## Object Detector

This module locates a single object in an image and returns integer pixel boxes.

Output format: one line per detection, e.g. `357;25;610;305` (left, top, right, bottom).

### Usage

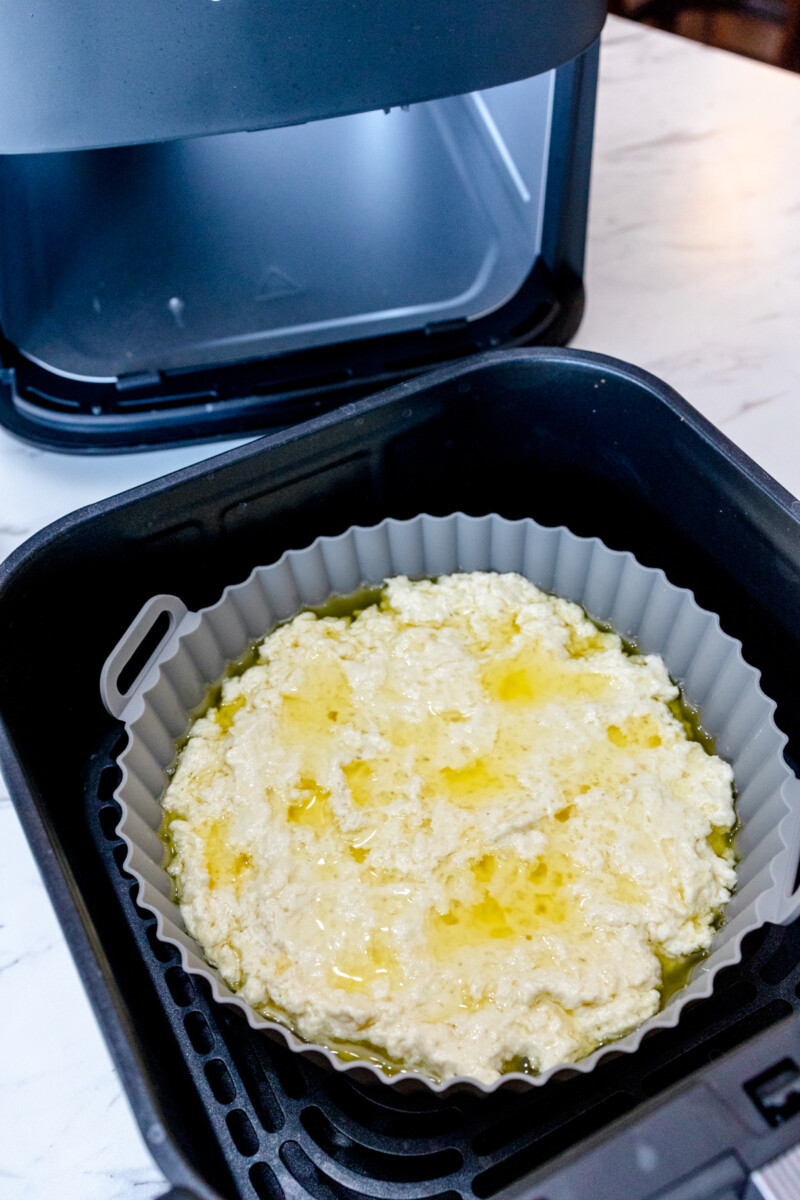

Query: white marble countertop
1;16;799;1199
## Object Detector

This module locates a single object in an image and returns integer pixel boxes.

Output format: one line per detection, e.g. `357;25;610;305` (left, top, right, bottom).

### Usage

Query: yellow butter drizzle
429;848;584;955
328;941;399;993
201;817;254;892
287;779;335;830
215;693;246;731
481;645;610;705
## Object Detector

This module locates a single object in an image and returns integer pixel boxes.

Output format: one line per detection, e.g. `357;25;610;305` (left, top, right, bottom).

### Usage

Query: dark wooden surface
608;0;800;69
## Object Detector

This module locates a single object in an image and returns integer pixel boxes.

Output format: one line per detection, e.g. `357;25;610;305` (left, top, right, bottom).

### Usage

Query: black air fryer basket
2;350;800;1200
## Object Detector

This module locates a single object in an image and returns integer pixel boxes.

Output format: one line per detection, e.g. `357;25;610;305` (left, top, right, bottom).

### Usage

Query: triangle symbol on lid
256;266;303;301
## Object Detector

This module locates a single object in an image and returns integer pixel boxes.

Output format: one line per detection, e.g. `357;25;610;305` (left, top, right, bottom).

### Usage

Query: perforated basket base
88;732;800;1200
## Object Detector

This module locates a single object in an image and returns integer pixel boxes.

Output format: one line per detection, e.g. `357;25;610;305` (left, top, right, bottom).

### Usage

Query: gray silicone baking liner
100;513;800;1095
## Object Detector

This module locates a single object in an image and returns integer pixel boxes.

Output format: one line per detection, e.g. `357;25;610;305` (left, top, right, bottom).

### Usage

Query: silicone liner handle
100;594;188;720
771;773;800;927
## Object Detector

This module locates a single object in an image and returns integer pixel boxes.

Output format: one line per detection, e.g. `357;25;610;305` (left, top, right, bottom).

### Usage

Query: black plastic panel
0;46;598;453
0;0;606;153
1;349;799;1199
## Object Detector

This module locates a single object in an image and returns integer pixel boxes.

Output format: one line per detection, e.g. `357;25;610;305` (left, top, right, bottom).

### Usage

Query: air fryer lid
0;0;606;154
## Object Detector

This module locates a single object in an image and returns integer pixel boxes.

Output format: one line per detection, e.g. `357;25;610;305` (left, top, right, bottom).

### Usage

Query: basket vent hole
761;923;800;986
300;1105;463;1182
146;924;178;964
112;843;131;876
226;1108;259;1157
264;1042;307;1101
110;730;129;758
250;1162;285;1200
280;1140;376;1200
99;803;122;841
98;765;122;802
185;1010;214;1055
322;1075;460;1138
165;966;195;1007
206;1058;237;1105
129;881;154;923
213;1007;285;1133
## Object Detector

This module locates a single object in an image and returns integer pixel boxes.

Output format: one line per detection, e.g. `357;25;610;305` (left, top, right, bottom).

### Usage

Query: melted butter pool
482;645;611;705
428;847;586;955
201;817;254;892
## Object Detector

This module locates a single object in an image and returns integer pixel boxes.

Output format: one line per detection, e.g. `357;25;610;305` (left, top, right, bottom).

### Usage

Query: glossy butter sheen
163;572;737;1083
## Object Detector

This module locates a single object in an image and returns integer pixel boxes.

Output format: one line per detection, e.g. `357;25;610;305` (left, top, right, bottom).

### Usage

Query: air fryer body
0;1;602;451
0;41;598;451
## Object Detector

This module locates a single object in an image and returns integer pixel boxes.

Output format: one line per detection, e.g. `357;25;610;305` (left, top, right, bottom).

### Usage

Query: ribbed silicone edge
105;513;800;1096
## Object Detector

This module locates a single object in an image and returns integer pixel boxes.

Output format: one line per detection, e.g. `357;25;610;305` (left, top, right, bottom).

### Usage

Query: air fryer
0;0;604;451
